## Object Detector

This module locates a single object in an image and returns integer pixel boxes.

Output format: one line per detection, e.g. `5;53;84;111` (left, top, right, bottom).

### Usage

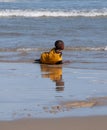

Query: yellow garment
40;48;62;64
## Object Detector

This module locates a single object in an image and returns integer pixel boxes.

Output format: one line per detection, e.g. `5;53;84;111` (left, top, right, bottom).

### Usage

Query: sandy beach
0;116;107;130
0;0;107;129
0;62;107;130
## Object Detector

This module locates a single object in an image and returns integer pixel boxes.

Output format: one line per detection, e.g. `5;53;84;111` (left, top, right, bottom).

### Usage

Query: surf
0;8;107;18
0;46;107;53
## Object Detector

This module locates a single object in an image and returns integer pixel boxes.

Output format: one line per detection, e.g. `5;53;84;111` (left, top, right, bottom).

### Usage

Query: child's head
55;40;64;50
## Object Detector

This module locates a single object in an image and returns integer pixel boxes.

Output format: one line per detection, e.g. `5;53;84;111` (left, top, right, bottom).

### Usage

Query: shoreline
0;116;107;130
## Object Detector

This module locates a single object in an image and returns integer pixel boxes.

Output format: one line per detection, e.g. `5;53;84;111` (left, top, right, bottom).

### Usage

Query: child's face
55;42;64;50
60;43;64;50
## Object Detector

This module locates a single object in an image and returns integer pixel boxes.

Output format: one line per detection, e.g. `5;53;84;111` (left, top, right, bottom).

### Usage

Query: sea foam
0;46;107;52
0;8;107;17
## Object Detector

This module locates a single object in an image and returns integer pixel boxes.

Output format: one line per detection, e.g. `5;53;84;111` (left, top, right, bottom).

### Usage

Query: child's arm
34;59;40;63
55;60;63;64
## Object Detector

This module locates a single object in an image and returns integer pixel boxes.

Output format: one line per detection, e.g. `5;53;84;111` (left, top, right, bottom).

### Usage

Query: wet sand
0;116;107;130
0;62;107;120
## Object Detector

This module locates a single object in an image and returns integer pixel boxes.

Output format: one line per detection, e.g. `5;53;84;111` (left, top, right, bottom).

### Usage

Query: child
35;40;64;64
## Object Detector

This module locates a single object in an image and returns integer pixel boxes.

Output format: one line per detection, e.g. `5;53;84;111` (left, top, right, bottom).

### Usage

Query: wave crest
0;46;107;52
0;8;107;17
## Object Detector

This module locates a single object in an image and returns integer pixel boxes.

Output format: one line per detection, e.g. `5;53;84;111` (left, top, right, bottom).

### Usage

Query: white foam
104;46;107;51
16;48;38;52
0;8;107;17
0;46;106;53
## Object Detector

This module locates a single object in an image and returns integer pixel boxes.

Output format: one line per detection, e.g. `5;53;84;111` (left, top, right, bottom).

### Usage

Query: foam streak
0;46;107;52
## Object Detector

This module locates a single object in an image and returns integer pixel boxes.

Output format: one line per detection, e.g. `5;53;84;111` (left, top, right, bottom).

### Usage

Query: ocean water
0;0;107;69
0;0;107;120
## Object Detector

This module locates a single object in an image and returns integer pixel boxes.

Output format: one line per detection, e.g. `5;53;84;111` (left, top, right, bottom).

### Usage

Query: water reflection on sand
40;64;64;92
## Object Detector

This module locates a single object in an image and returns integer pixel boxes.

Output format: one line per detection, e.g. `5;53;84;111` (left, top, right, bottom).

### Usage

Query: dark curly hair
54;40;64;50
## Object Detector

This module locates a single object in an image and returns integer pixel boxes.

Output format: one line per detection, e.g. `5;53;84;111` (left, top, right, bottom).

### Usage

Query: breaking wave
0;46;107;52
0;8;107;17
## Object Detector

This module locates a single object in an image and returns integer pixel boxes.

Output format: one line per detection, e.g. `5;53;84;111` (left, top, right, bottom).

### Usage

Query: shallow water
0;16;107;70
